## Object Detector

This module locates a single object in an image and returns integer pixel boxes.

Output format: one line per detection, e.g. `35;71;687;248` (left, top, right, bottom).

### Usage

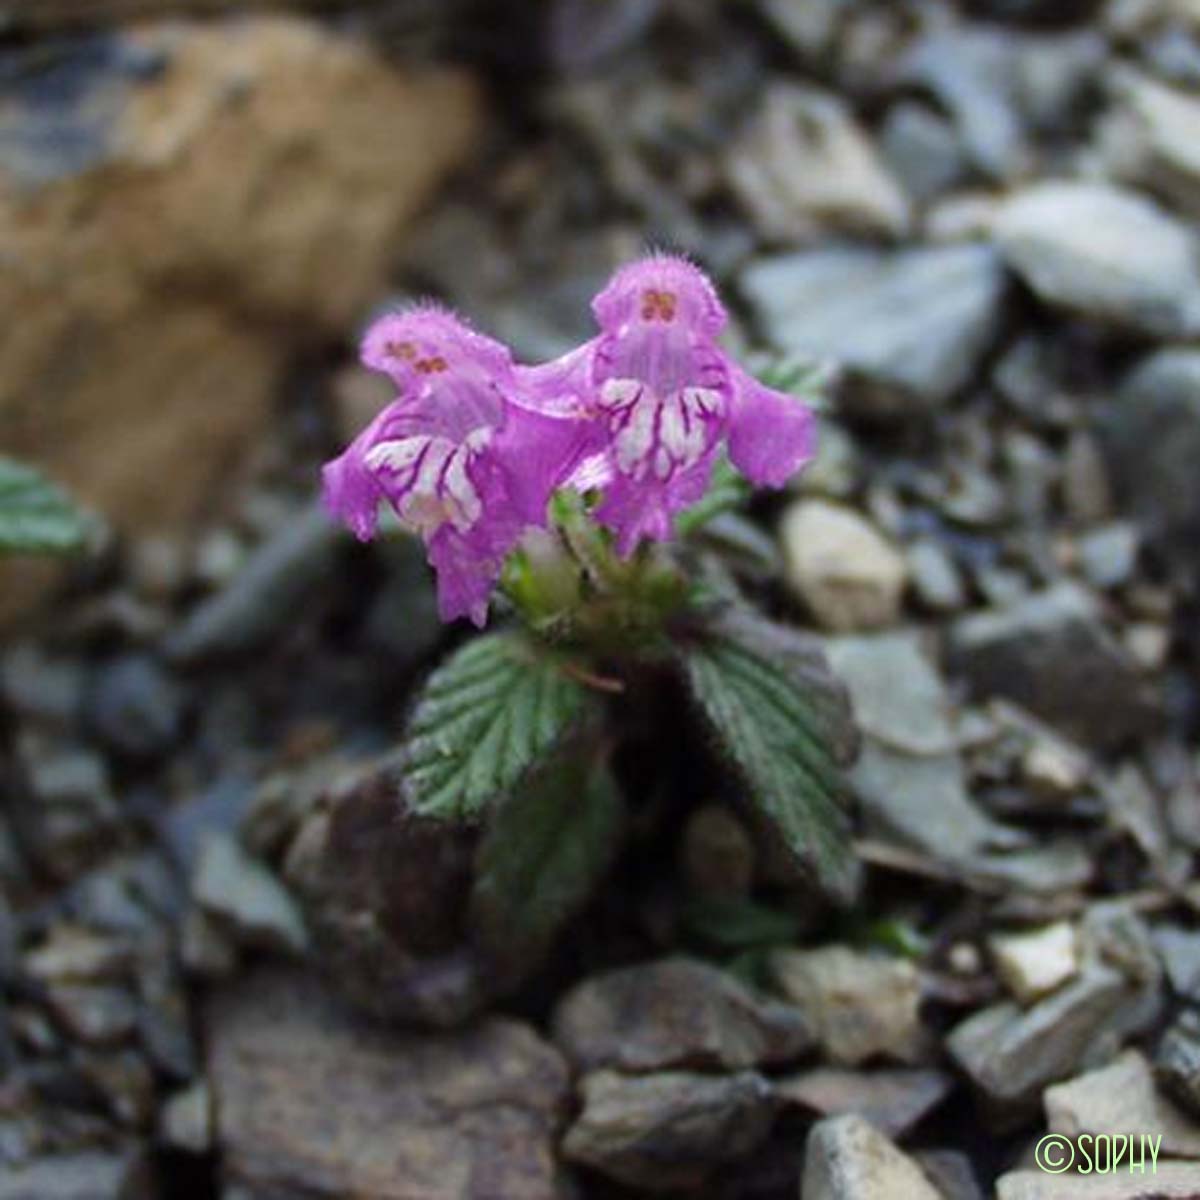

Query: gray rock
741;243;1007;414
1156;1009;1200;1118
755;0;842;58
726;84;910;242
192;832;307;957
1100;70;1200;219
914;1150;985;1200
86;654;185;758
897;26;1028;179
0;644;85;728
802;1113;942;1200
1046;1049;1200;1158
1077;522;1139;590
1153;926;1200;998
44;984;138;1047
561;1069;775;1191
769;947;924;1066
906;539;966;614
947;583;1160;750
996;1164;1200;1199
880;103;965;204
159;1080;211;1154
13;736;122;881
825;633;1017;865
208;970;570;1200
1101;347;1200;577
166;503;340;663
946;965;1133;1112
776;1067;952;1138
994;182;1200;338
0;1148;154;1200
780;501;907;632
552;958;811;1074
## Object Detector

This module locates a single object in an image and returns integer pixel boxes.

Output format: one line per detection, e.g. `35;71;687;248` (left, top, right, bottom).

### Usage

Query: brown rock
552;958;812;1074
0;17;478;616
207;969;571;1200
561;1068;775;1191
775;1067;953;1138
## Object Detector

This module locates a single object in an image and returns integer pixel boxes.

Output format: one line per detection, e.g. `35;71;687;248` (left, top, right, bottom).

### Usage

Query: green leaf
679;609;859;902
471;750;624;975
755;354;837;406
0;457;90;556
680;894;801;953
402;632;598;820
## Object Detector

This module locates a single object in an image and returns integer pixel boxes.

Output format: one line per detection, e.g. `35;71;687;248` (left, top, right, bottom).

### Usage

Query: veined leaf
471;750;624;976
0;457;90;556
402;631;597;820
679;611;859;902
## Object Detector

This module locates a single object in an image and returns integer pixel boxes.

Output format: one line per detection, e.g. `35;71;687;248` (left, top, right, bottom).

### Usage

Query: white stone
803;1114;942;1200
780;501;907;632
989;923;1080;1004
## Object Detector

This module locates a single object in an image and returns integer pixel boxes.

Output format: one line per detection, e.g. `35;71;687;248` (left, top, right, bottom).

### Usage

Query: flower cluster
323;254;816;625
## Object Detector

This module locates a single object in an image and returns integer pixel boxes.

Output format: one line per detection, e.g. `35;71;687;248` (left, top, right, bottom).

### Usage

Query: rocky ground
3;0;1200;1197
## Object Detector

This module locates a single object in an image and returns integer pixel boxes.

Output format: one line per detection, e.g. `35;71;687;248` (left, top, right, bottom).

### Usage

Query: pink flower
520;254;816;555
323;307;585;626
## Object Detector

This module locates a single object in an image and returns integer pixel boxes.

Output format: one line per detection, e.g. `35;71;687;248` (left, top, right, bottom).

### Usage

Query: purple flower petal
727;365;817;488
325;307;587;624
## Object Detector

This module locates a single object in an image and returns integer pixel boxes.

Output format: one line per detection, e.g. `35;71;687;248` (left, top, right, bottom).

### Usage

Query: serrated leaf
471;750;624;976
402;632;596;820
0;457;90;556
680;611;859;902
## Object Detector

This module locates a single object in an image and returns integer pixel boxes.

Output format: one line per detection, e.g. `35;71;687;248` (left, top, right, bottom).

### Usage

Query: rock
681;806;756;898
561;1069;774;1191
946;965;1133;1112
824;633;1015;865
1153;926;1200;998
1101;347;1200;576
769;948;923;1066
947;583;1160;750
914;1150;985;1200
43;984;138;1047
994;182;1200;338
897;25;1029;180
989;923;1080;1003
21;924;133;984
1100;70;1200;219
1046;1050;1200;1157
741;243;1007;414
726;84;909;241
1156;1009;1200;1118
1063;429;1115;525
906;539;966;613
552;958;811;1074
0;1148;154;1200
165;504;341;663
1076;523;1139;590
159;1080;211;1155
191;832;307;957
207;970;570;1200
995;1164;1200;1199
802;1114;941;1200
286;754;492;1027
776;1067;952;1138
85;654;185;758
12;737;123;881
880;103;966;205
0;18;478;623
0;645;86;728
780;501;907;632
755;0;843;58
